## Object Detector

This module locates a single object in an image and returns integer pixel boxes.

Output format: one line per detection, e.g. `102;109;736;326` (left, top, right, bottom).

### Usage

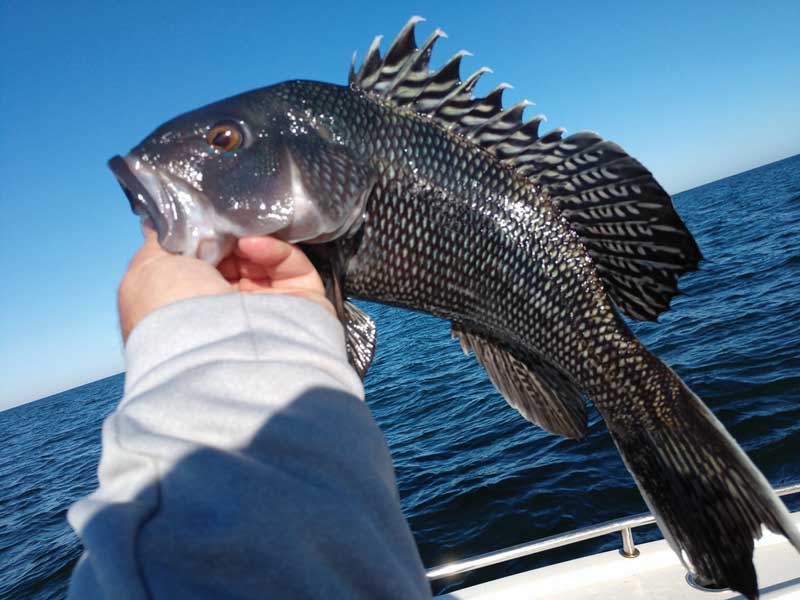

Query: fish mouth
108;155;170;238
108;155;234;264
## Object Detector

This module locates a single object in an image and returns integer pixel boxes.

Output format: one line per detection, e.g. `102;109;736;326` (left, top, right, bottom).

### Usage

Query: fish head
109;83;372;264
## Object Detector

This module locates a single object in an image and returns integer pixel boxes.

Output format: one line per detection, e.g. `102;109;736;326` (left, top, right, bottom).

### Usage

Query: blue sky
1;1;798;410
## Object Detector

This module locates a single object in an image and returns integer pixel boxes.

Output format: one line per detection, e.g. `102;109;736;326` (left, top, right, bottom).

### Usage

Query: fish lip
108;155;171;242
109;154;236;264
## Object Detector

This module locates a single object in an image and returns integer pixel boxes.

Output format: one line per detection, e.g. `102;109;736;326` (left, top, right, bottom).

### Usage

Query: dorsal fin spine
410;50;470;111
386;27;446;95
383;16;425;66
463;84;512;132
431;66;491;119
376;22;424;95
349;51;357;84
466;98;525;141
354;35;384;88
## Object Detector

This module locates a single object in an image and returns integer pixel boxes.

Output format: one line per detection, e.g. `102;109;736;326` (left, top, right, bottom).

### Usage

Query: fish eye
206;122;244;153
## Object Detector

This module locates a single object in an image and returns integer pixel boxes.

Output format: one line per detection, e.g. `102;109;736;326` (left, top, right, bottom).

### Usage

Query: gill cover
280;132;375;244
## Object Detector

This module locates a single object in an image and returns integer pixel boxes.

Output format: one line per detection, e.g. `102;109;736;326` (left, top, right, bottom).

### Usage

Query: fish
108;17;800;599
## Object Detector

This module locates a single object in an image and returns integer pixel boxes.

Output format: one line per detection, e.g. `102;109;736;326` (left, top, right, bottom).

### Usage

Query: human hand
118;228;334;342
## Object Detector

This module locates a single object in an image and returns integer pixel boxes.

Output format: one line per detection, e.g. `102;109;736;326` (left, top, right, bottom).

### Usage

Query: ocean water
2;155;799;598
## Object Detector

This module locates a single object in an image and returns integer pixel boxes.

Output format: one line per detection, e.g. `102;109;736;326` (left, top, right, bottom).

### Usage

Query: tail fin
600;364;800;600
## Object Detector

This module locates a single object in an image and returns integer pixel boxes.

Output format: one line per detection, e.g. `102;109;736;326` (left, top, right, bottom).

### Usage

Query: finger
235;236;289;264
238;236;326;297
235;278;334;315
128;227;169;270
238;260;270;280
218;254;272;282
141;220;156;237
237;237;316;281
217;255;240;281
237;277;272;293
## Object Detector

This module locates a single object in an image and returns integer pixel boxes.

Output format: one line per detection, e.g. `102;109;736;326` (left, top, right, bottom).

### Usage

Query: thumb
129;226;170;269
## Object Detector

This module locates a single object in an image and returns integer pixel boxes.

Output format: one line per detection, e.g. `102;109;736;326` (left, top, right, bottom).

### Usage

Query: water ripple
2;156;799;597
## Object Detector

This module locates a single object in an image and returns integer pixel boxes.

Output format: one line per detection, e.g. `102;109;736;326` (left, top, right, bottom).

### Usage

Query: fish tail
595;353;800;600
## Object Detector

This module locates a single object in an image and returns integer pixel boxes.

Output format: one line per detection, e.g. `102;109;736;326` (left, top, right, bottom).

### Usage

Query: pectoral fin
343;301;377;378
312;251;377;379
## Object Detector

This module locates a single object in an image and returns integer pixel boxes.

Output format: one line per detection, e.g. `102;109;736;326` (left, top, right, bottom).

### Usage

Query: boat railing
426;482;800;581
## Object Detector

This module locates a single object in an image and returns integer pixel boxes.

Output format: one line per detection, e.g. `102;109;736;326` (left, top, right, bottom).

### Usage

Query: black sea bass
109;18;800;598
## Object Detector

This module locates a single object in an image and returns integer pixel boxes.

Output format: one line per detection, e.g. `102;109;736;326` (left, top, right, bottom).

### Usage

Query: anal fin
452;324;587;439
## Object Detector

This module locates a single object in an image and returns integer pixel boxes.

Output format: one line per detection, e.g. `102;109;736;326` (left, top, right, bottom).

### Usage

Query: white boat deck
436;512;800;599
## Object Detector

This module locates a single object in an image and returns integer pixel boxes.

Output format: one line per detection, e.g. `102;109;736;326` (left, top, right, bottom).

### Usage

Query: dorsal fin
512;134;702;319
350;18;702;321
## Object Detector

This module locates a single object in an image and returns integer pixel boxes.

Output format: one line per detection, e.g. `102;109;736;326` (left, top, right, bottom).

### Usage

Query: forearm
68;294;429;599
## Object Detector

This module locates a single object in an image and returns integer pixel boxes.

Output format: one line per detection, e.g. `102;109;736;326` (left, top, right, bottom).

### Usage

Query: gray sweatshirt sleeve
67;293;431;600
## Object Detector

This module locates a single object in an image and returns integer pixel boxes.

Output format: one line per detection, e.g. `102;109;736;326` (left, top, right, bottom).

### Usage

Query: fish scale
108;18;800;599
269;84;798;599
325;95;606;409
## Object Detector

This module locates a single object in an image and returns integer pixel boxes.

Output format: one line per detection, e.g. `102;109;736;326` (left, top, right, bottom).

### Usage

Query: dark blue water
2;155;799;598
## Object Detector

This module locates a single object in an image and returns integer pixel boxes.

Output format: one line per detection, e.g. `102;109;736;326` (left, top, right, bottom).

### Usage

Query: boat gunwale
426;482;800;581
